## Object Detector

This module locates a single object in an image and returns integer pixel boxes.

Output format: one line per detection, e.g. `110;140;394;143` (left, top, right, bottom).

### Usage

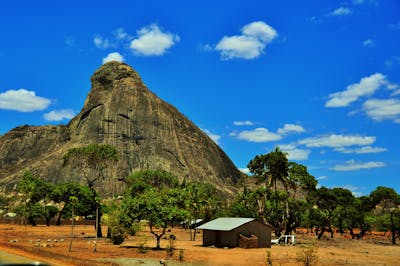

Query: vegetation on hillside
1;145;399;246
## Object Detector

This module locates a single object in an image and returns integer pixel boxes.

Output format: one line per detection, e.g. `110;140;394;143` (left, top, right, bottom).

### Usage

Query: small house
197;217;273;248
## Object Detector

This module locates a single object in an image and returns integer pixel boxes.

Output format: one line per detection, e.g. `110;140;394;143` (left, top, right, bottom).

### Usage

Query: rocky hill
0;62;241;196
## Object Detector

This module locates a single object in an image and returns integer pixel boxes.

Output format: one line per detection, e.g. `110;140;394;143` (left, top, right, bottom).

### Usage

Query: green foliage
247;147;289;191
105;208;127;245
52;182;95;221
288;162;317;192
63;144;119;168
63;144;118;237
16;171;55;226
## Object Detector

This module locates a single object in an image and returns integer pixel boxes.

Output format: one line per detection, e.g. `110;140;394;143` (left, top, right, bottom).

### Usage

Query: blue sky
0;0;399;196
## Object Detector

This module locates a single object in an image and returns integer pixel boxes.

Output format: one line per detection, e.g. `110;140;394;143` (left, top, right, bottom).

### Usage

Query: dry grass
0;223;399;266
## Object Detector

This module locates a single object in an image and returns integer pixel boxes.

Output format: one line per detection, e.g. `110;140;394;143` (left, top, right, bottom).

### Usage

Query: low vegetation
0;144;399;255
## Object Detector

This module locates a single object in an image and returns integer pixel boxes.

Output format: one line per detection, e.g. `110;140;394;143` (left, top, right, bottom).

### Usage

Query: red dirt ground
0;223;399;265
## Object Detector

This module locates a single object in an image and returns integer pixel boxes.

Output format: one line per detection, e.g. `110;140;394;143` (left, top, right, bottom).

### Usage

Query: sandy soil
0;223;399;266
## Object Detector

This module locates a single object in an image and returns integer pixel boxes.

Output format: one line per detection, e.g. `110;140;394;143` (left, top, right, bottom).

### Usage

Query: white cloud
343;185;363;197
215;21;277;60
239;168;250;174
334;146;387;154
279;144;310;160
298;134;375;148
331;160;386;171
330;7;353;16
317;176;328;180
234;127;282;142
129;24;180;56
202;129;221;144
0;89;51;112
325;73;393;107
102;52;125;64
233;121;254;126
277;124;306;135
94;35;112;49
363;39;375;47
43;109;75;121
363;98;400;122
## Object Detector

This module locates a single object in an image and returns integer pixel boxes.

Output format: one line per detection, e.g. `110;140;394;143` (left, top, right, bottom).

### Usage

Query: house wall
201;221;272;248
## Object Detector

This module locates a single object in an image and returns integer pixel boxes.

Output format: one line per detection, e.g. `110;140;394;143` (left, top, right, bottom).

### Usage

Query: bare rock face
0;62;241;195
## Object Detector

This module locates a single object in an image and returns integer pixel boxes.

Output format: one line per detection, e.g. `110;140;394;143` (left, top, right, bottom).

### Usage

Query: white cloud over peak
44;109;75;121
279;144;310;160
331;160;386;171
330;7;353;16
102;52;124;64
233;120;254;126
298;134;375;148
239;168;250;174
362;98;400;122
334;146;387;154
234;127;282;142
202;128;221;144
215;21;277;60
130;24;180;56
0;89;51;112
277;124;306;135
325;73;393;107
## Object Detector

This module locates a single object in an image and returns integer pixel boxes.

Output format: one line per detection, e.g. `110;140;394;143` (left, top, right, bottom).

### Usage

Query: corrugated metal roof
197;217;255;231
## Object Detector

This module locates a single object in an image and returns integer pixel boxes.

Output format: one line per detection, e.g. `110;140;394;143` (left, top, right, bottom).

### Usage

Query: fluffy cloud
44;109;75;121
0;89;51;112
130;24;180;56
279;144;310;160
325;73;392;107
215;21;277;60
331;160;386;171
330;7;353;16
362;98;400;122
102;52;124;64
277;124;306;135
202;129;221;144
362;39;375;47
234;127;282;142
334;146;387;154
298;134;375;148
233;120;254;126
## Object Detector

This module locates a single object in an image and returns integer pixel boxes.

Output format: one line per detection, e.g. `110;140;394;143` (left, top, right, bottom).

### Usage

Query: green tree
370;186;400;244
16;171;55;226
63;144;118;237
121;187;187;249
51;182;95;225
307;187;337;239
181;182;217;241
247;147;289;236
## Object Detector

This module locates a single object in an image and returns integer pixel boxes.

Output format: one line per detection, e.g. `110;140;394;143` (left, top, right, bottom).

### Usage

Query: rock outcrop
0;62;241;195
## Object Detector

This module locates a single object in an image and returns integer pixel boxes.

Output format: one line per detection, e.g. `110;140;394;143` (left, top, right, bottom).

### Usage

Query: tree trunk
390;212;396;245
68;206;74;252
